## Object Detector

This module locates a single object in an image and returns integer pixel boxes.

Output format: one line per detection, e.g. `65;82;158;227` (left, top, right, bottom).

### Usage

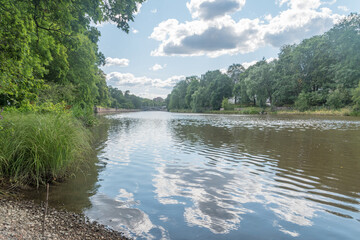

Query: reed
0;113;91;187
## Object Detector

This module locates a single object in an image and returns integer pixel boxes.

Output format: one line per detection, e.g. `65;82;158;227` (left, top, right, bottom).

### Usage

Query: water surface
31;112;360;239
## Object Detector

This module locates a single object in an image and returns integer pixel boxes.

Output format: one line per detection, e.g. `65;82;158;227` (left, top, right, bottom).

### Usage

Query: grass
271;107;353;116
169;107;264;114
169;106;360;117
0;112;91;187
206;107;263;115
169;109;193;113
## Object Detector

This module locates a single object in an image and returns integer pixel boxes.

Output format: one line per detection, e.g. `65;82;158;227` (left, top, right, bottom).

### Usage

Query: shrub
352;81;360;112
326;88;351;109
221;98;234;110
0;113;91;187
295;92;327;111
71;103;97;127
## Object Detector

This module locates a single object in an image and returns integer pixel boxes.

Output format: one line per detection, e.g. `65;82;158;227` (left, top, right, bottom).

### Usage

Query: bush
4;100;68;114
326;88;351;109
0;113;91;187
71;103;97;127
241;107;262;114
295;92;327;111
352;81;360;112
221;98;234;110
295;92;310;111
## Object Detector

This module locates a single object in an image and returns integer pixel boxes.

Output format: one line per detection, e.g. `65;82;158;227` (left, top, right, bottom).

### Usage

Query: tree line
166;13;360;113
0;0;163;114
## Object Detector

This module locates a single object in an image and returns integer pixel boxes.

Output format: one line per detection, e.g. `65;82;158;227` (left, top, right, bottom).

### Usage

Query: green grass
169;109;193;113
169;107;264;114
206;107;263;115
271;107;354;116
168;106;360;117
0;113;91;187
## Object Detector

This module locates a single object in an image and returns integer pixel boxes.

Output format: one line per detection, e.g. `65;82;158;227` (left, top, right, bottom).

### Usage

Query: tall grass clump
0;113;91;187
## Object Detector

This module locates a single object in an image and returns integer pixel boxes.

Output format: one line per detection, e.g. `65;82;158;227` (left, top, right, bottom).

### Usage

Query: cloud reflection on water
92;113;360;239
153;158;319;235
86;190;168;240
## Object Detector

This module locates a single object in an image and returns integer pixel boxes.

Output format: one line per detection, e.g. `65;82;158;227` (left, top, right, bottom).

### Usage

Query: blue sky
98;0;360;99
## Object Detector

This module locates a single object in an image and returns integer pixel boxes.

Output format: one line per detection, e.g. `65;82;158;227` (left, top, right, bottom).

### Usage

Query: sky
98;0;360;99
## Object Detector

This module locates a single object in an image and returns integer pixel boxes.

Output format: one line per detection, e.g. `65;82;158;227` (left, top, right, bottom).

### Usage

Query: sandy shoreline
0;196;130;240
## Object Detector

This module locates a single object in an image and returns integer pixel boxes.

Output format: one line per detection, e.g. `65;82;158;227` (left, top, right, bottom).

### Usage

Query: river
27;111;360;239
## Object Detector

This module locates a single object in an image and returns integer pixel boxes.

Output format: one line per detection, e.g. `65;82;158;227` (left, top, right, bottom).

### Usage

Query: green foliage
207;107;262;115
4;101;68;114
167;71;233;112
191;87;207;112
240;107;262;114
185;76;200;108
352;81;360;112
0;0;143;114
107;87;159;110
245;59;276;107
0;113;91;187
295;92;311;111
221;98;234;110
326;88;352;109
38;83;76;105
273;44;302;105
71;103;97;127
295;92;327;111
0;0;151;188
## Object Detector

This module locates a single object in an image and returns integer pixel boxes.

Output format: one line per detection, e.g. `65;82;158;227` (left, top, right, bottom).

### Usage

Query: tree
191;87;207;112
201;70;233;110
168;80;189;110
272;44;300;106
0;0;144;110
227;64;245;104
245;59;276;107
185;76;200;108
326;13;360;90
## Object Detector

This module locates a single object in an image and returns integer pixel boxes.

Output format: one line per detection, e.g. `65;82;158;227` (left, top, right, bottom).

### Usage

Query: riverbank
94;107;139;114
171;107;360;117
271;108;359;116
0;194;129;240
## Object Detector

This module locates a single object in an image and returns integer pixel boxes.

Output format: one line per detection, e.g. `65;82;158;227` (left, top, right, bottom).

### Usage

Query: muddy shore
0;195;130;240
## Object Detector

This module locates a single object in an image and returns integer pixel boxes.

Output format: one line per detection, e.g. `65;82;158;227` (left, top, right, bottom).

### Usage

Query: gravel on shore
0;196;130;240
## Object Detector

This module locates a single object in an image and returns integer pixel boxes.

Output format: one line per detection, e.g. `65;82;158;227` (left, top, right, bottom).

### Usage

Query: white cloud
134;2;142;15
107;72;185;89
324;0;336;5
105;57;130;67
277;0;322;9
150;0;342;57
155;75;185;88
262;6;340;47
150;16;262;57
151;9;158;14
107;72;152;87
187;0;246;20
338;6;349;12
132;28;139;34
106;73;186;98
220;68;227;74
266;57;277;63
241;57;276;69
150;64;166;71
242;60;257;69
